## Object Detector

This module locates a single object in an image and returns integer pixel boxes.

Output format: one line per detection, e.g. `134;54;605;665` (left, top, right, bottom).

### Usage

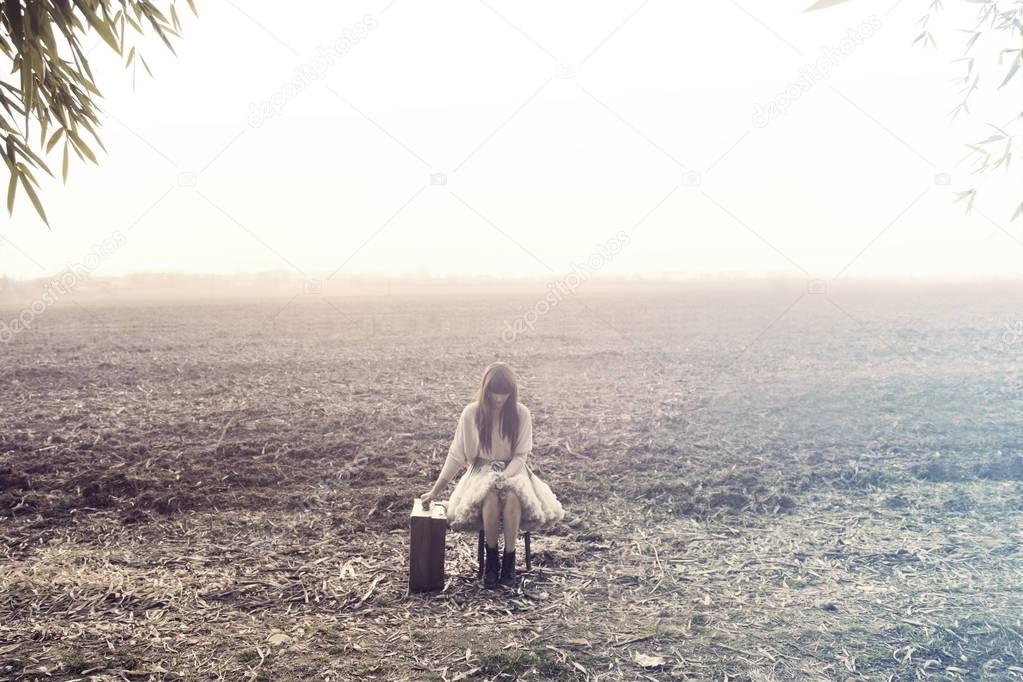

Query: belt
471;459;533;479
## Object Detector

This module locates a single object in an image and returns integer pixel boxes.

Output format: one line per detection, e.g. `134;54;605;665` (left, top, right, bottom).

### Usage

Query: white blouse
436;401;533;488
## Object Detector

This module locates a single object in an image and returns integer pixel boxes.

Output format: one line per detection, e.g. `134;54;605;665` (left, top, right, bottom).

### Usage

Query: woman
421;362;565;588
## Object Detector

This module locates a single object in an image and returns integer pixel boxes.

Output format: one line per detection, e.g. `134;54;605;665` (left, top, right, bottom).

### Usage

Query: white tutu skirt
445;459;565;533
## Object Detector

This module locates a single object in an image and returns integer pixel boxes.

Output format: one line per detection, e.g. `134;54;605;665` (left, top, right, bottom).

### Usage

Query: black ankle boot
483;543;500;588
500;549;516;584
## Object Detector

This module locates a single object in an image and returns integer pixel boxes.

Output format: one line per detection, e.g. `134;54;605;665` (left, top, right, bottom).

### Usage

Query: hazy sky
1;0;1020;281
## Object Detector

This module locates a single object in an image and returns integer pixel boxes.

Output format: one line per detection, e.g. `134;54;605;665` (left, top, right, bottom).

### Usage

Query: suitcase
408;497;448;593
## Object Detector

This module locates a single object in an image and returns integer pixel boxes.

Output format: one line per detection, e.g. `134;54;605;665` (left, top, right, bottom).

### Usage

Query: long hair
472;362;521;456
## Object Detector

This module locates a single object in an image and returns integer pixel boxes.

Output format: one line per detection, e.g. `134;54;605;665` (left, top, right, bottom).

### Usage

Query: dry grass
2;283;1023;680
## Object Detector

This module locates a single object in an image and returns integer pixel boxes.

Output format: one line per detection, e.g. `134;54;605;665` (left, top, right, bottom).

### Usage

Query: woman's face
487;391;510;409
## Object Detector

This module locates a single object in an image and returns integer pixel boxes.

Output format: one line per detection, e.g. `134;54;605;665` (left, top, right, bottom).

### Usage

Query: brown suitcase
408;497;448;593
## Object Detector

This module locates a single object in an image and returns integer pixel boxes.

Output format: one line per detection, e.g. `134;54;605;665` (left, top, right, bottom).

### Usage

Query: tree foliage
807;0;1023;221
0;0;195;227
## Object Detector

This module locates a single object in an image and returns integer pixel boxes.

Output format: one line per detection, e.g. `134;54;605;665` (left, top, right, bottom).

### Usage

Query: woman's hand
504;456;524;478
420;491;436;507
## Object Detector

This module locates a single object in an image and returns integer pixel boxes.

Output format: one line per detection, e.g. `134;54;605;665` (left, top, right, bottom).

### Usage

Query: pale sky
1;0;1020;281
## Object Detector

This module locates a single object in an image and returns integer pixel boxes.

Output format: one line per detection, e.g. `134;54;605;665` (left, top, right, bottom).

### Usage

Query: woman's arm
432;450;463;493
429;407;469;495
503;404;533;477
503;450;528;477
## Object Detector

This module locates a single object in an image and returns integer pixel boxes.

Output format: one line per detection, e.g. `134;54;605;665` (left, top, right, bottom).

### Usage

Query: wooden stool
477;529;531;577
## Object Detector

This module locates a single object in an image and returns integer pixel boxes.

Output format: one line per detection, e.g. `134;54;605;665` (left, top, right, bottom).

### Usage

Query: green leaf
963;31;981;54
953;189;976;216
67;128;97;164
80;2;121;55
77;117;107;154
16;162;38;186
18;169;50;227
62;141;69;183
125;14;143;33
7;169;17;214
998;56;1021;89
94;17;121;54
80;75;103;98
2;140;16;175
46;128;64;153
10;137;54;178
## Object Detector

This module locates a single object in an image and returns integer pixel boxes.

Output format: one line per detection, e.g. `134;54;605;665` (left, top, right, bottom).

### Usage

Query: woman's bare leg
502;491;521;551
482;489;500;547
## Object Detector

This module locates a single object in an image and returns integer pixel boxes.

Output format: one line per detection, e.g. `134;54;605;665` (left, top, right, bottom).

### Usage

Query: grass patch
236;648;268;664
476;648;578;679
797;467;902;492
58;651;143;674
976;454;1023;481
912;461;971;482
810;617;1023;677
942;490;976;513
884;493;911;509
635;619;690;640
61;650;90;674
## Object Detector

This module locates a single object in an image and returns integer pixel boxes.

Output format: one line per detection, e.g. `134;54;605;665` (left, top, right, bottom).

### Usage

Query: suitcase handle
420;497;448;513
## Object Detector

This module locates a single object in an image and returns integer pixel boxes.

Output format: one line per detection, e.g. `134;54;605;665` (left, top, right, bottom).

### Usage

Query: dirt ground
2;280;1023;681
